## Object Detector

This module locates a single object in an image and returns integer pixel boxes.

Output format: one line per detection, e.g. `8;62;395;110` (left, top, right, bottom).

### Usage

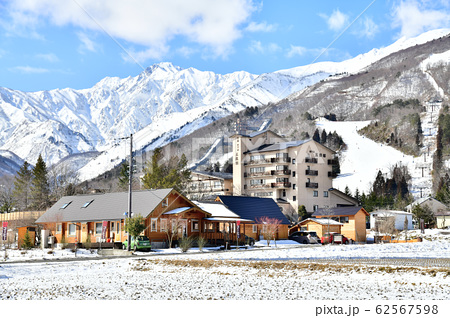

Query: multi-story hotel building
231;129;355;214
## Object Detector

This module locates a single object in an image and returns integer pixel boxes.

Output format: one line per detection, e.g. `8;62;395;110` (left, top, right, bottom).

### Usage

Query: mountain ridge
1;28;450;182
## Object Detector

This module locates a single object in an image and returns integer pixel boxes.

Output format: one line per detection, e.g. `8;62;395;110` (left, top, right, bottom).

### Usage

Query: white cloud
77;32;99;53
5;0;255;61
355;17;379;39
321;9;349;32
286;45;307;58
245;21;277;32
392;0;450;38
11;66;49;74
249;40;281;54
36;53;59;62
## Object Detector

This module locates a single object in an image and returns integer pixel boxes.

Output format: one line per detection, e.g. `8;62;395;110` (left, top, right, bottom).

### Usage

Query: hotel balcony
305;182;319;188
271;157;291;163
271;169;291;176
305;169;318;176
271;182;292;188
243;159;272;166
305;157;318;164
328;171;338;178
328;159;339;165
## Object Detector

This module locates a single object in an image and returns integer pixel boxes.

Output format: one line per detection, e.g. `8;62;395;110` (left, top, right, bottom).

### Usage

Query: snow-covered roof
370;210;412;216
299;218;344;226
405;197;444;209
193;201;239;218
163;207;192;215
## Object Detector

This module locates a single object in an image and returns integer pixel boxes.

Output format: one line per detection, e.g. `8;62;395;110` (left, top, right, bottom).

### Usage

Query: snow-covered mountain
1;28;449;181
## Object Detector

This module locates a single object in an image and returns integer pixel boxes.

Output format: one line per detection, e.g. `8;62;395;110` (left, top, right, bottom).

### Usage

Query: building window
116;222;120;234
160;219;168;232
313;205;319;212
151;218;158;232
95;223;102;235
282;190;286;197
250;167;265;173
293;184;296;190
323;191;329;197
205;222;214;232
250;179;265;185
313;191;318;197
81;200;94;208
56;223;62;233
68;223;76;236
60;202;72;209
191;219;199;232
293;196;297;201
292;158;296;164
292;171;296;177
252;225;257;233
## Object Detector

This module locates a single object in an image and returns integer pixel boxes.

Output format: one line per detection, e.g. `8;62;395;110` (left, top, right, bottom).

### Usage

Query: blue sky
0;0;450;92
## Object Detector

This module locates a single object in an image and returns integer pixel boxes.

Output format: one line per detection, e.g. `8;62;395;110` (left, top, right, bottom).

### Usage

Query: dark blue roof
217;196;290;224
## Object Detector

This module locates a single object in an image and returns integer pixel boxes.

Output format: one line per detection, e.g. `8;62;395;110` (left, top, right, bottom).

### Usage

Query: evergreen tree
21;230;33;249
118;162;130;190
321;129;327;144
344;185;352;197
297;205;309;221
312;129;321;143
30;154;50;210
141;148;191;191
13;161;33;211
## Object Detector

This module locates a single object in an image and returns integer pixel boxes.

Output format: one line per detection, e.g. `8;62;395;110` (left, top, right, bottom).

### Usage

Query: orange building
36;188;254;248
312;206;369;242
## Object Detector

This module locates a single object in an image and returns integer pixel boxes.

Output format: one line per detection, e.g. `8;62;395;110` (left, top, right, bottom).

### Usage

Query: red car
321;232;349;244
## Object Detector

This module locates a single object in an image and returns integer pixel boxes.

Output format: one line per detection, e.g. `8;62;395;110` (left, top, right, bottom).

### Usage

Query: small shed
290;218;343;238
313;206;369;242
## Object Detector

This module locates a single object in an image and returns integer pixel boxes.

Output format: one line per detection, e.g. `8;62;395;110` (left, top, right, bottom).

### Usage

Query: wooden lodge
36;188;256;248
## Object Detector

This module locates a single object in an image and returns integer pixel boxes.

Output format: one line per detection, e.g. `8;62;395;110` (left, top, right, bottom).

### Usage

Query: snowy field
1;230;449;311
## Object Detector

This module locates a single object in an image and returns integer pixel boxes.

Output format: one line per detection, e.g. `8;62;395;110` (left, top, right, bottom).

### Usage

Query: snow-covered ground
317;119;416;195
317;108;440;200
1;230;449;305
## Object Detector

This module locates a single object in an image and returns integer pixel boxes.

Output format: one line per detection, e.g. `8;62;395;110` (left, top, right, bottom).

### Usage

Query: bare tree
160;214;185;248
256;216;282;247
48;163;79;201
374;211;396;239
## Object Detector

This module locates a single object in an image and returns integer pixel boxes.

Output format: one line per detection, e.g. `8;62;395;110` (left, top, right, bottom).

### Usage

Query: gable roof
405;197;446;210
313;206;368;217
36;188;175;223
216;196;290;224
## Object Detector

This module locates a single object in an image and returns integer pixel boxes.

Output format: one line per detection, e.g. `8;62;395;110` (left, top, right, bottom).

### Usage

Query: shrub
179;236;194;253
196;236;207;251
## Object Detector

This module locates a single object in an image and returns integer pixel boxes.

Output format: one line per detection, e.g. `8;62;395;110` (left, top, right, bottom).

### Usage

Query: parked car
321;232;349;245
288;231;321;244
236;235;255;246
122;236;151;251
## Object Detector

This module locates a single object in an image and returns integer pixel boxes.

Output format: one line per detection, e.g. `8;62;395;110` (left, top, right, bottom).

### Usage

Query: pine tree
312;129;321;143
22;230;33;249
30;154;50;210
118;162;130;190
141;148;191;191
13;161;33;211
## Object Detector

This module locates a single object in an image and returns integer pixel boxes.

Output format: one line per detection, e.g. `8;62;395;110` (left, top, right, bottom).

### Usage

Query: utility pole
127;133;133;251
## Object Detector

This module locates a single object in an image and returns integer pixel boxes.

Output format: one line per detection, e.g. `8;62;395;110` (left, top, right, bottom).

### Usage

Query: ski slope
316;120;416;195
